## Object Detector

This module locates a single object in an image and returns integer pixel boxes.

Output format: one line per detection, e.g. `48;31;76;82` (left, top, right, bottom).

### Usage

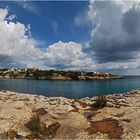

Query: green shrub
25;114;43;134
92;96;107;108
25;114;60;138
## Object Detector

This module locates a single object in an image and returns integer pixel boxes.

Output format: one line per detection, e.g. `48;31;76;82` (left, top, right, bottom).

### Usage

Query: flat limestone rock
0;89;139;139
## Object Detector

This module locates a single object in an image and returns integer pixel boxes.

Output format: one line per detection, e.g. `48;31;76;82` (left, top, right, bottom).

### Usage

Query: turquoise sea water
0;76;140;98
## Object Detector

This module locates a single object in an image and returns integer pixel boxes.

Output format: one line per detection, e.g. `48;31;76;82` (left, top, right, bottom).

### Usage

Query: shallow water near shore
0;76;140;98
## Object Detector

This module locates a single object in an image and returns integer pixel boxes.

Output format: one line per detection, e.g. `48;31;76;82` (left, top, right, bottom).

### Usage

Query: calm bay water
0;76;140;98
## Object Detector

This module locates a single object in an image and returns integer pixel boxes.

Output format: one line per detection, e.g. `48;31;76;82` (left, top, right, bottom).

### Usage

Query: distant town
0;68;123;80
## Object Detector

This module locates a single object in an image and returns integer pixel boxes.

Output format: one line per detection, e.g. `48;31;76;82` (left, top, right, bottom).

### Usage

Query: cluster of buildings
0;68;38;78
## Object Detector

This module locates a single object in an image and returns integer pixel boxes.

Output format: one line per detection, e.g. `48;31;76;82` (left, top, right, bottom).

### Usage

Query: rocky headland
0;68;123;80
0;89;139;139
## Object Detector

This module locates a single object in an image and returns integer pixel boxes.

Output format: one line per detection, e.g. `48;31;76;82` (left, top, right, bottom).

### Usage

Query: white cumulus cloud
0;8;96;71
42;41;96;70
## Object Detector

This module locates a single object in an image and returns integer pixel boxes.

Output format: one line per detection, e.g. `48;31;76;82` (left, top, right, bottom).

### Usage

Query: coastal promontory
0;68;123;80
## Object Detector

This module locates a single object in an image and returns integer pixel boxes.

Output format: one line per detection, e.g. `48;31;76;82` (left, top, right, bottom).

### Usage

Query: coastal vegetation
25;114;60;139
91;96;107;109
0;68;122;80
25;114;42;134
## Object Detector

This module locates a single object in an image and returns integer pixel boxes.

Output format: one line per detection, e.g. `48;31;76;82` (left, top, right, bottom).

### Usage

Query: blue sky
0;1;90;47
0;1;140;75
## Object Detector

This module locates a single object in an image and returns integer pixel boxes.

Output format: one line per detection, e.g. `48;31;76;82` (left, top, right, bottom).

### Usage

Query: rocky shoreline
0;89;139;139
0;69;123;80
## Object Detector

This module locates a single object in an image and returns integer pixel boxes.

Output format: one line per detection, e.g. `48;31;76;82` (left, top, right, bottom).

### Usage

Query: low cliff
0;69;123;80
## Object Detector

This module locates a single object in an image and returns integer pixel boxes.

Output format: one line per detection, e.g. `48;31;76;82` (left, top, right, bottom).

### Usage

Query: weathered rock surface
0;89;139;139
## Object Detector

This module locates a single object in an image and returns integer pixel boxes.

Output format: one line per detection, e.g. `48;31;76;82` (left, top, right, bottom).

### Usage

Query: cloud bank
1;0;140;74
0;8;96;71
87;0;140;70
